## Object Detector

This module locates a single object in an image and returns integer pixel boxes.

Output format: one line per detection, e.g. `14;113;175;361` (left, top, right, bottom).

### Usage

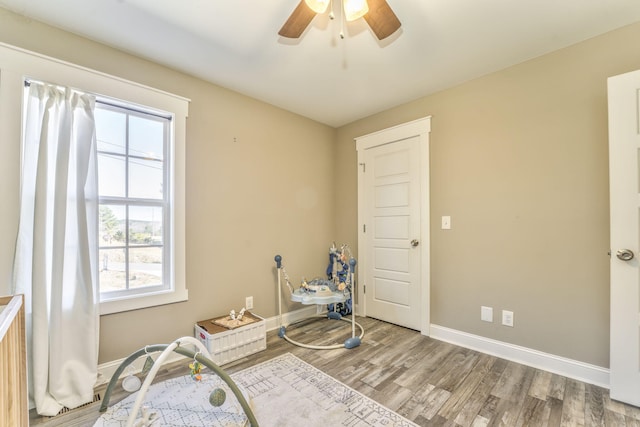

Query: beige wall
0;8;337;363
336;21;640;368
2;6;640;368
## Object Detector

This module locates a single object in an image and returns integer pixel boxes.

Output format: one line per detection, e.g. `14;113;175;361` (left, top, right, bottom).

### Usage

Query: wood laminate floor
29;317;640;426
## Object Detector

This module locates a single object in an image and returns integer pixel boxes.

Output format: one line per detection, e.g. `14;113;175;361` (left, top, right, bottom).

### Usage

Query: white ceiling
2;0;640;127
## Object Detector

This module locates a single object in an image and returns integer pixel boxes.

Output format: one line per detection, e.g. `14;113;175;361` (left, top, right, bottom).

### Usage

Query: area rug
95;352;417;426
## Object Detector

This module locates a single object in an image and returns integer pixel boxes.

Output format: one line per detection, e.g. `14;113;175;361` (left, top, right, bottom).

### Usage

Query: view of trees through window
96;102;169;295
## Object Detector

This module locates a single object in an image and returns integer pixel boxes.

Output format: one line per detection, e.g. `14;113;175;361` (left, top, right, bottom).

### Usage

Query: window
91;95;188;315
96;101;171;301
3;43;188;314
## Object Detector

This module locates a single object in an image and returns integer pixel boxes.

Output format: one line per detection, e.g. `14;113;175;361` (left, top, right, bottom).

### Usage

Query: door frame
355;116;431;336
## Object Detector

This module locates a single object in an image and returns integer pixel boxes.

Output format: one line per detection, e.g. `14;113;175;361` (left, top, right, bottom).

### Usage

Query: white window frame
96;100;173;304
1;42;189;315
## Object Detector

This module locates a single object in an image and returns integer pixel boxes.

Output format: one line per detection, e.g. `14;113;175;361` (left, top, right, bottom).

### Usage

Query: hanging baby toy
190;350;229;408
274;243;364;350
189;352;203;381
327;243;353;316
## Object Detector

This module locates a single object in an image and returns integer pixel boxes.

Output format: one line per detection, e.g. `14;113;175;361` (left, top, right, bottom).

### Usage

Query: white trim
0;41;190;315
97;313;610;393
99;288;189;315
96;348;185;387
0;42;189;104
430;324;610;389
96;306;319;386
355;116;431;335
265;305;318;331
355;117;432;151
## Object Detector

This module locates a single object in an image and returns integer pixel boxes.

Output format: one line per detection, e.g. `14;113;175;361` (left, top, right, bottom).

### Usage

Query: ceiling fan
278;0;401;41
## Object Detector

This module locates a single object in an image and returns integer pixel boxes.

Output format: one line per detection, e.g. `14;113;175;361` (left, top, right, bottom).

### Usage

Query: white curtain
13;82;100;416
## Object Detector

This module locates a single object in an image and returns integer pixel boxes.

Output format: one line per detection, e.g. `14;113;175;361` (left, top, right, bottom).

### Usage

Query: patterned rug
95;352;417;426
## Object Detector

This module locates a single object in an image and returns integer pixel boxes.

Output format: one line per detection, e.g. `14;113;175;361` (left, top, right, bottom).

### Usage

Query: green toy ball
209;387;226;407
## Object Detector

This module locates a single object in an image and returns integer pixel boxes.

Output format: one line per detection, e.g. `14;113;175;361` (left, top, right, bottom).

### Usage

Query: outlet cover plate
441;216;451;230
502;310;514;327
481;306;493;322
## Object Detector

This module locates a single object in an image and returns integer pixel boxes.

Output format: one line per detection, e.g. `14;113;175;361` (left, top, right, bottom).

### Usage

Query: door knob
616;249;635;261
411;239;419;247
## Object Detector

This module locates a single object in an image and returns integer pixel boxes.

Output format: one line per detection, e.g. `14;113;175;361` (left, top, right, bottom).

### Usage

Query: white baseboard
97;314;609;391
97;306;320;386
264;305;320;331
96;349;186;387
263;304;362;331
429;324;610;389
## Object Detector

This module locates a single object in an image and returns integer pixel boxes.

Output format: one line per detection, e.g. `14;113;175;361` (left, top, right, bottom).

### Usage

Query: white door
608;69;640;406
356;117;430;333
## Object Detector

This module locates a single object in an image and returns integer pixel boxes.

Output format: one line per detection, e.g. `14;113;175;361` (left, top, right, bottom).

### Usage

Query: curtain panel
13;82;100;416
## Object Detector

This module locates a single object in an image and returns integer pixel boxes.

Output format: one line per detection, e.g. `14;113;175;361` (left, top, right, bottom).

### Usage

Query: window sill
99;288;188;315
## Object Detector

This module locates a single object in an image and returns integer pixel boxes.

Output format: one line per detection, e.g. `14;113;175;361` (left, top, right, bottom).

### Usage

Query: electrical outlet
441;215;451;230
245;296;254;310
502;310;514;327
481;306;493;322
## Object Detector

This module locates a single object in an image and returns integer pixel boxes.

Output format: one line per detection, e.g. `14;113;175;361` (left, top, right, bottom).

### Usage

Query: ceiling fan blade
278;1;317;38
363;0;401;40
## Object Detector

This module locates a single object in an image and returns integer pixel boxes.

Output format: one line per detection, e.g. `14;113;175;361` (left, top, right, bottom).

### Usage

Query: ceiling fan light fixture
343;0;369;21
279;0;399;40
304;0;330;14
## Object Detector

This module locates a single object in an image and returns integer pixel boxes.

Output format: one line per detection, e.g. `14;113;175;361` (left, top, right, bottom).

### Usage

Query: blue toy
274;243;363;350
326;243;353;316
